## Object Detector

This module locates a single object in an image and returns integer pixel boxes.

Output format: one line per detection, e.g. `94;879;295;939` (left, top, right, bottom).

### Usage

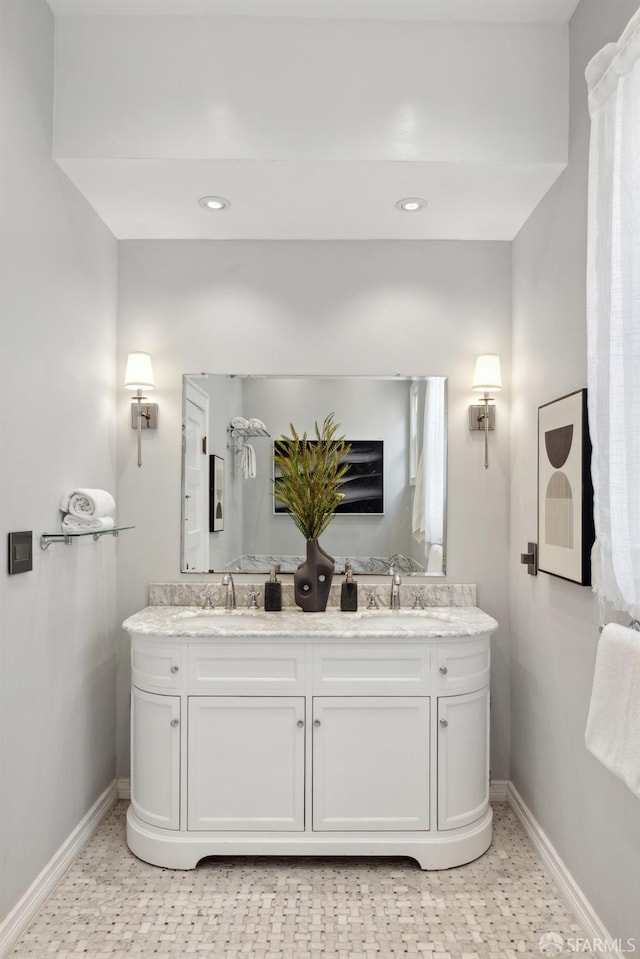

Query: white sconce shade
124;352;155;391
472;354;502;393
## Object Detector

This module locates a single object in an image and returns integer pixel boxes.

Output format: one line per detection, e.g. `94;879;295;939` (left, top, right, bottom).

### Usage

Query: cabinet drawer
187;643;306;694
435;637;490;692
312;644;430;695
131;638;182;691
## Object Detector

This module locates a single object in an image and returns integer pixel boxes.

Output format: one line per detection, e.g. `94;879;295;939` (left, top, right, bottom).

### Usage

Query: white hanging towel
585;623;640;798
59;488;116;519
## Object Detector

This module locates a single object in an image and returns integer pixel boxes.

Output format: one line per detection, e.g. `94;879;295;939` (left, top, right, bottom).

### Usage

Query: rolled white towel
59;489;116;519
248;418;266;431
230;416;249;429
61;515;115;532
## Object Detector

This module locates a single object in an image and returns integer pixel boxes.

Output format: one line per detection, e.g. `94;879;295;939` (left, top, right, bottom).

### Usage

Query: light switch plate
8;531;33;574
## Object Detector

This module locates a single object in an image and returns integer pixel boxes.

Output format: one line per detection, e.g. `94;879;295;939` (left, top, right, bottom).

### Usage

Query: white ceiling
47;0;579;22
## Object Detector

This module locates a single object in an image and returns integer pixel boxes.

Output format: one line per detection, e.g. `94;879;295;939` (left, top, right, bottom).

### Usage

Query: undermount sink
351;608;453;621
166;605;456;634
171;607;271;628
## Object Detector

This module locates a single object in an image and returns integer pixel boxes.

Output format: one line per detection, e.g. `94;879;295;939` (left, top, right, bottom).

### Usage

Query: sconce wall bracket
130;402;158;429
469;405;495;431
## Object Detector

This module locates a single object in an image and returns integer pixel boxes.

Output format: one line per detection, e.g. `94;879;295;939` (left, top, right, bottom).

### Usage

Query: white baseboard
0;780;118;959
117;777;131;800
489;779;508;802
507;782;621;958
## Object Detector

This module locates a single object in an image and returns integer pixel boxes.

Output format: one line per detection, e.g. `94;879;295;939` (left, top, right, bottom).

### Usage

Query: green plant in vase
273;413;350;611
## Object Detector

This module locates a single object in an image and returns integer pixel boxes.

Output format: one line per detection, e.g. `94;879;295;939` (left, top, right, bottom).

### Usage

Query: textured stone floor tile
10;803;583;959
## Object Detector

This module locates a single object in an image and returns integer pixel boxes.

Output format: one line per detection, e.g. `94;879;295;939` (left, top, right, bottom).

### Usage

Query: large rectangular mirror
181;375;447;576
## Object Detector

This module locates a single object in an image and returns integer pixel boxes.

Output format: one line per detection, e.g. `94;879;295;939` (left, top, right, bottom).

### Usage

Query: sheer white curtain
411;377;446;573
586;8;640;619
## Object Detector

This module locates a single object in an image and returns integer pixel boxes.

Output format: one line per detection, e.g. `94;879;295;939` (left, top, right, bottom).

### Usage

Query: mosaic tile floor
11;803;583;959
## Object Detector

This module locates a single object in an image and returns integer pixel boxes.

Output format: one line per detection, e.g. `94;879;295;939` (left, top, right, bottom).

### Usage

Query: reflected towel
60;488;116;519
248;418;267;431
585;623;640;798
61;515;115;532
412;450;425;541
427;544;443;573
241;443;256;479
230;416;249;429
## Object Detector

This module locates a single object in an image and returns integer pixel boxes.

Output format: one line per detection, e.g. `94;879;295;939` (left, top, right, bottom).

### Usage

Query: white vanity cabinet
130;687;181;830
312;696;431;831
125;610;496;871
187;695;306;831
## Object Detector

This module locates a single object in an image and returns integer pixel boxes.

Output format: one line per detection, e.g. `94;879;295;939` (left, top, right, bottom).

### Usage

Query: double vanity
124;588;497;872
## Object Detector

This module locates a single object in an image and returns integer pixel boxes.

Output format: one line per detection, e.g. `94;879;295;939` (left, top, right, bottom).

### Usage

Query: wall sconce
124;352;158;468
469;354;501;469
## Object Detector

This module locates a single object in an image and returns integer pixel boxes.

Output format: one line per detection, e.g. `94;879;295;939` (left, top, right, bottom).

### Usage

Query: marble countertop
123;605;497;640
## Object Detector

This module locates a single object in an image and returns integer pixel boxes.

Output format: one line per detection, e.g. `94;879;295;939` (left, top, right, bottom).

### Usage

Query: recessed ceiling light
396;197;426;213
199;196;230;211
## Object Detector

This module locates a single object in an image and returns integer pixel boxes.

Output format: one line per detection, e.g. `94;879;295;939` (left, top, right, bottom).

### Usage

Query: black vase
294;540;334;612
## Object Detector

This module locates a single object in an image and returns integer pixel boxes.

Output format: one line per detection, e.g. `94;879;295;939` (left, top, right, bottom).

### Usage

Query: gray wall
510;0;640;942
116;239;512;781
0;0;118;927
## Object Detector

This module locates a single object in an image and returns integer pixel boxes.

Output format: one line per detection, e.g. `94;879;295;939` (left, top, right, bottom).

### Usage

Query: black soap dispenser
340;560;358;612
264;565;282;612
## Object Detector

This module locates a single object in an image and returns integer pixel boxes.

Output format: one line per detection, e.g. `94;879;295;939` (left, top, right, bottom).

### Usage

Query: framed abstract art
538;389;595;585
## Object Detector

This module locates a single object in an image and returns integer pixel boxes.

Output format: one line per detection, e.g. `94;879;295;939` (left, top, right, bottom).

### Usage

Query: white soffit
46;0;579;21
56;158;565;241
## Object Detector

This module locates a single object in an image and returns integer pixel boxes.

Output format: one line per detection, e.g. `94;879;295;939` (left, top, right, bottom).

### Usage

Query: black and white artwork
209;455;225;532
274;440;384;515
538;390;594;585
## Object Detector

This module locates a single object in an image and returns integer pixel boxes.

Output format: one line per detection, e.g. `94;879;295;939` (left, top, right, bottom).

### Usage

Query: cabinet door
188;697;305;831
312;697;430;832
437;687;489;831
131;687;180;830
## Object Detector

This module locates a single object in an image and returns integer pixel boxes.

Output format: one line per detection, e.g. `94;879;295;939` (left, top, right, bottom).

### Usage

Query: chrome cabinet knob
170;718;179;728
439;666;448;675
170;665;179;674
439;719;448;728
313;719;321;727
296;720;304;728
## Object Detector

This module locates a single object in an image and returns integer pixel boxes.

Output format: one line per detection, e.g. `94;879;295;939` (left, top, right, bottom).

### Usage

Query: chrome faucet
201;589;215;610
390;572;402;609
221;573;236;610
